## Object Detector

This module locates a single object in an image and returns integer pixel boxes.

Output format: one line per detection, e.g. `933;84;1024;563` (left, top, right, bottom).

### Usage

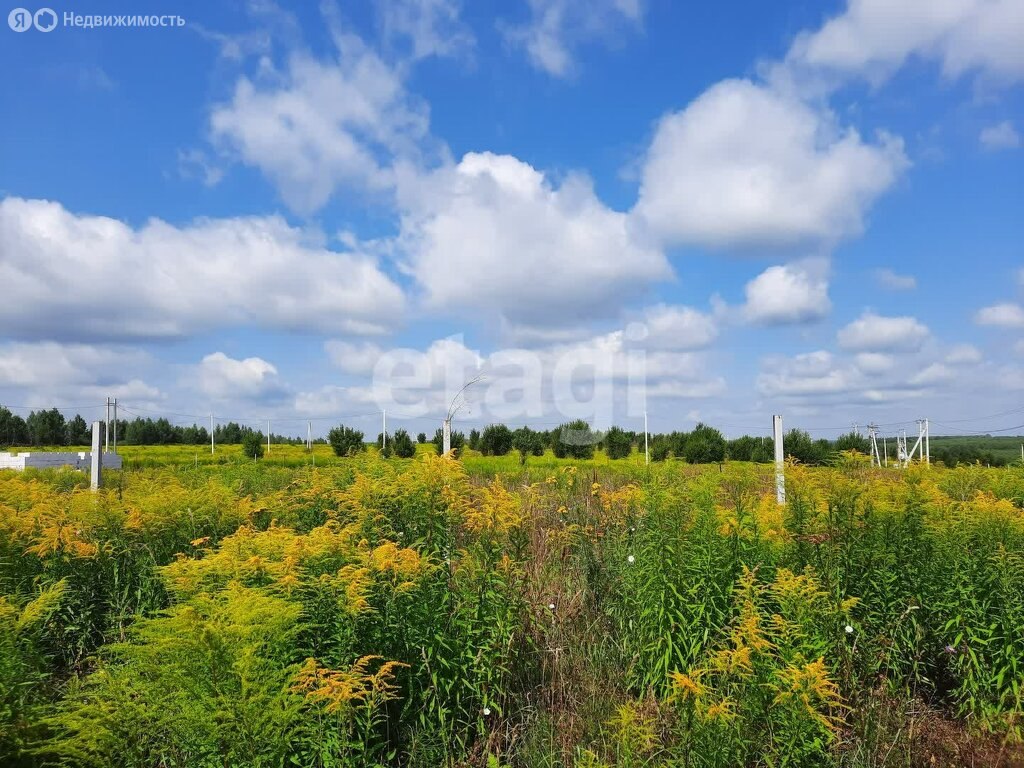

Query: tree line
0;408;317;449
5;406;1010;467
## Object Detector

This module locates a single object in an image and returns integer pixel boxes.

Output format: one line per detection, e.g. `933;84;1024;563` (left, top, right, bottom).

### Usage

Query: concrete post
773;415;785;505
90;421;102;491
442;418;451;456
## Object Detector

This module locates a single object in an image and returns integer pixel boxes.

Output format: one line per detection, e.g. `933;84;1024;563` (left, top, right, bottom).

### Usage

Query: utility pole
307;421;312;451
105;397;110;452
112;398;117;453
867;423;881;467
443;373;484;457
210;414;214;455
267;420;271;454
644;410;649;465
382;410;387;452
884;438;888;467
773;415;785;505
924;418;930;465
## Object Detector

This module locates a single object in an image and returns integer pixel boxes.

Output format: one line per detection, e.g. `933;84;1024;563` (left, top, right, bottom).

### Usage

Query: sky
1;0;1023;441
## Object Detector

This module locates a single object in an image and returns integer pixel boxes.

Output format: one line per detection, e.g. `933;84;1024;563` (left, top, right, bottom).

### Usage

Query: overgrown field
1;451;1023;767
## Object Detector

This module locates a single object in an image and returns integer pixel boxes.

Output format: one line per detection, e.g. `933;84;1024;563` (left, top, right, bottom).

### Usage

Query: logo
33;7;56;31
8;7;31;30
8;7;57;31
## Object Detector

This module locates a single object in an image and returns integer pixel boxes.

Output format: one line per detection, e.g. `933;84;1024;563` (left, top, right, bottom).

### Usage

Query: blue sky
1;0;1022;440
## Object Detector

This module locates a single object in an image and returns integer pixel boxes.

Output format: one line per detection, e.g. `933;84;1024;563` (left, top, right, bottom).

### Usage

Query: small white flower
844;624;854;634
547;602;555;610
627;555;635;564
483;707;491;716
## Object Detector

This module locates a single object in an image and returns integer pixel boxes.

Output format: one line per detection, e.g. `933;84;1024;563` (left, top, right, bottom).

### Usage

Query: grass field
1;448;1023;766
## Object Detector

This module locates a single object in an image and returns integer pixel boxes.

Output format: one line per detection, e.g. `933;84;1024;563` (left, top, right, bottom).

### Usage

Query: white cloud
210;34;431;214
874;267;917;290
980;121;1021;150
945;343;982;364
837;311;930;352
325;341;386;375
784;0;1024;86
397;152;671;325
197;352;285;400
975;302;1024;328
908;362;954;386
499;0;643;78
854;352;895;374
0;342;162;408
640;305;718;349
757;351;855;397
0;197;404;342
380;0;474;60
742;262;831;325
633;79;907;250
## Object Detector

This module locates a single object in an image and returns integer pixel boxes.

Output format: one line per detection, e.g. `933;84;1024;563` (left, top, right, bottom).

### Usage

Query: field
2;448;1023;767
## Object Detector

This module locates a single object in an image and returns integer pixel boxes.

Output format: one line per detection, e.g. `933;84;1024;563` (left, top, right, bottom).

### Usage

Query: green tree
391;429;416;458
552;420;596;459
512;427;544;465
26;409;66;446
416;432;427;444
834;431;870;454
604;426;632;460
468;428;481;451
328;425;365;457
0;407;29;447
684;423;727;464
479;424;514;456
241;431;264;460
432;427;465;458
65;414;90;446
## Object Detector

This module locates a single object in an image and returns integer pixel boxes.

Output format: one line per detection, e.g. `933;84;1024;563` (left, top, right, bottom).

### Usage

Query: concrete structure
0;451;122;472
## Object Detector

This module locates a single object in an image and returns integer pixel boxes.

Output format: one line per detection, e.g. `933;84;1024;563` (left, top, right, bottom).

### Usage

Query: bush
416;432;427;444
512;427;544;465
479;424;514;456
552;420;596;459
684;423;726;464
391;429;416;458
604;426;632;460
650;437;671;462
241;431;264;460
328;425;365;457
432;427;465;458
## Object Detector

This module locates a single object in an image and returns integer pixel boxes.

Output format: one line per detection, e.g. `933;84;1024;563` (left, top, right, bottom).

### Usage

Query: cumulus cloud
0;342;162;408
837;311;930;352
874;267;917;290
633;79;907;250
197;352;286;400
980;121;1021;150
783;0;1024;86
741;262;831;325
945;343;983;364
397;152;671;325
325;341;386;376
499;0;643;77
210;33;432;214
0;197;404;342
975;302;1024;328
639;305;718;350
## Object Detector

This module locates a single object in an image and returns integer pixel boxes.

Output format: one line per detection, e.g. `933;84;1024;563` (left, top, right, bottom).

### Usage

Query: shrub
552;420;596;459
683;423;726;464
432;427;465;458
604;426;632;460
241;431;264;460
479;424;514;456
328;425;365;457
391;429;416;458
